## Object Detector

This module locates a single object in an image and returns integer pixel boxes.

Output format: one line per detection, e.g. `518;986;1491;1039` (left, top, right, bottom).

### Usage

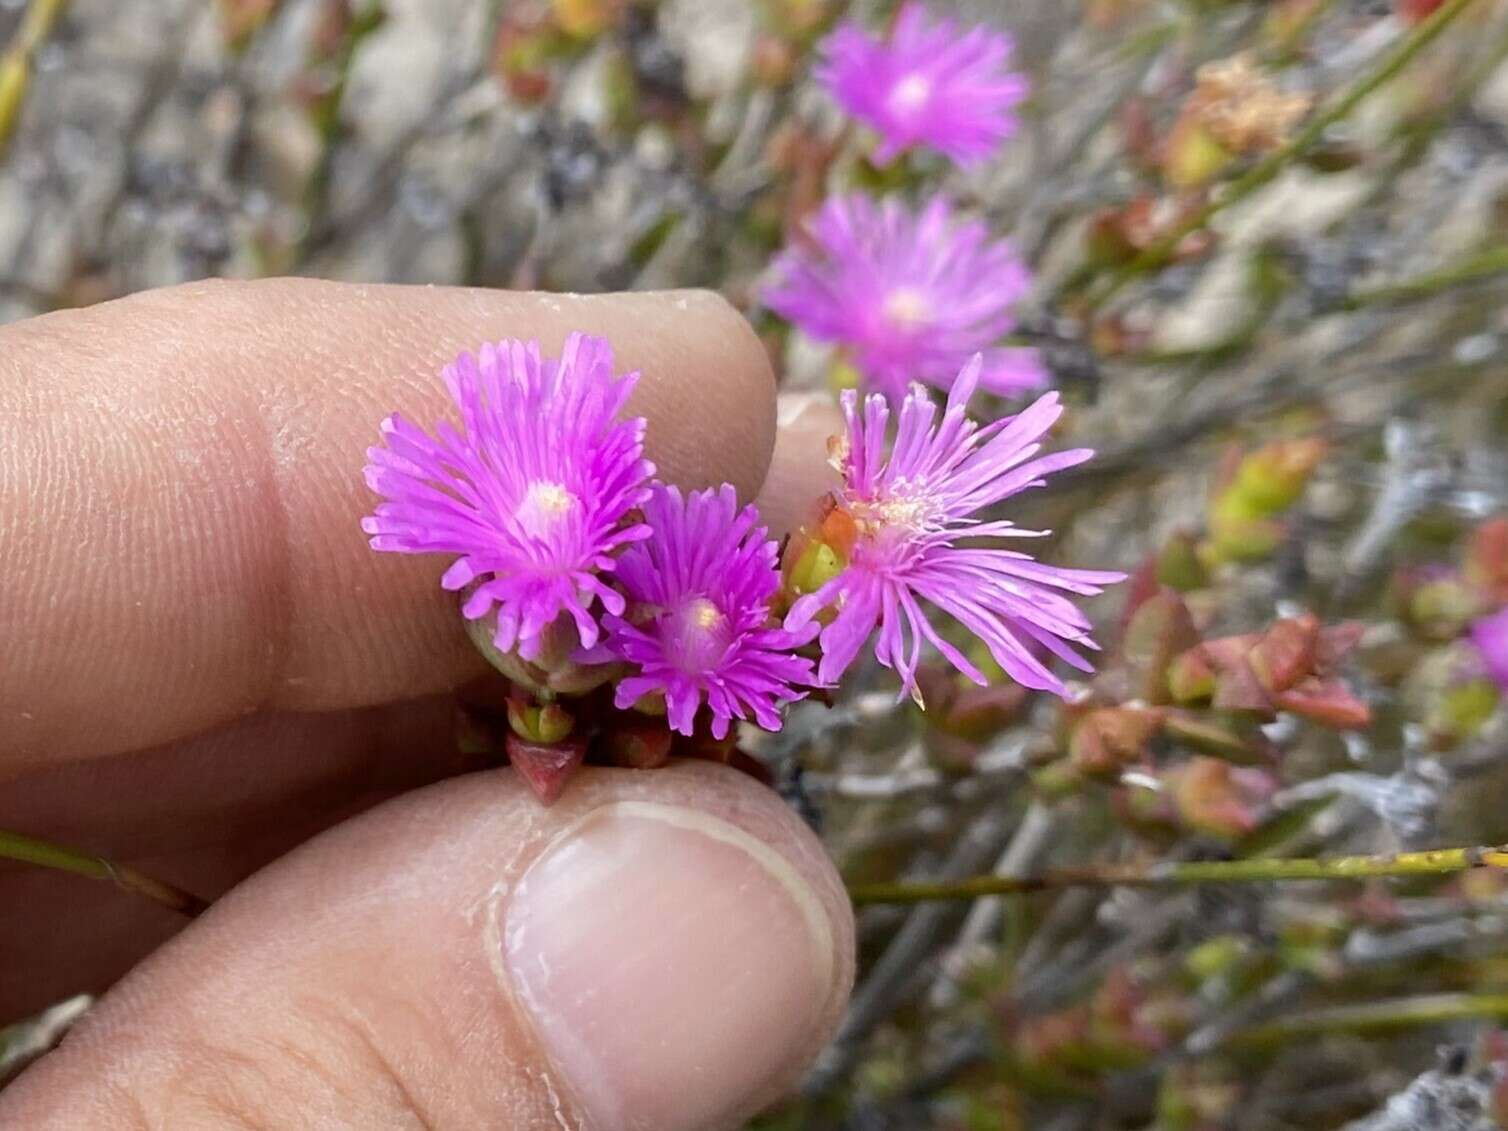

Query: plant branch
0;828;208;918
847;843;1508;905
1339;244;1508;309
0;0;71;155
1225;993;1508;1049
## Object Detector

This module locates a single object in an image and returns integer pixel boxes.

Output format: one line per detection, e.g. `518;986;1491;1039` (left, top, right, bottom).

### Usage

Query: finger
0;763;856;1131
0;697;481;1019
1;281;776;769
753;392;845;542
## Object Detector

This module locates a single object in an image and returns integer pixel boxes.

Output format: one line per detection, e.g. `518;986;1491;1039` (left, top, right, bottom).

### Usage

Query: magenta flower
763;194;1047;403
362;333;654;660
784;357;1124;701
605;483;816;738
1472;607;1508;691
817;1;1028;167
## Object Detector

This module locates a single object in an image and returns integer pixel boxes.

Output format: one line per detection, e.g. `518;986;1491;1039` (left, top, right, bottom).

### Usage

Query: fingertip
755;392;845;542
623;288;778;503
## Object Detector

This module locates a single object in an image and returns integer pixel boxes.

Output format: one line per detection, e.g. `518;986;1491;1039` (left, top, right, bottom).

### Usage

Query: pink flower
817;1;1029;167
785;357;1124;700
763;194;1047;402
362;333;653;661
1472;606;1508;691
606;484;816;738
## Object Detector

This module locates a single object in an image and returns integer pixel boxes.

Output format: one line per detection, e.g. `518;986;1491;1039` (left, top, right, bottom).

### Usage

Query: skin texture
0;280;854;1129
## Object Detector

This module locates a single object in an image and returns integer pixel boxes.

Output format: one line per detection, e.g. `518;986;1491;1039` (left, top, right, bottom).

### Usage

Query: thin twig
0;0;71;155
0;828;208;917
1340;244;1508;309
1226;993;1508;1048
848;842;1508;905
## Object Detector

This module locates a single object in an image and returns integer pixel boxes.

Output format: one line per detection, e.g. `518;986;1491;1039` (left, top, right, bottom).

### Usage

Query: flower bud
1184;934;1251;982
1231;437;1325;514
1167;649;1217;703
552;0;621;38
785;534;846;597
603;720;675;769
1156;531;1209;592
506;699;576;745
1391;566;1480;641
1206;495;1285;563
465;609;620;696
1170;758;1276;841
1069;706;1164;779
1163;117;1234;190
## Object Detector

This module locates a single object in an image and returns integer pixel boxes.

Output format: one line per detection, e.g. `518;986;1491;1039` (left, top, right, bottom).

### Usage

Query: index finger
0;280;777;770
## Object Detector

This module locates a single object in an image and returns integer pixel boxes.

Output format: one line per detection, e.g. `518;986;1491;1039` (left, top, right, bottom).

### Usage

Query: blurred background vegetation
5;0;1508;1128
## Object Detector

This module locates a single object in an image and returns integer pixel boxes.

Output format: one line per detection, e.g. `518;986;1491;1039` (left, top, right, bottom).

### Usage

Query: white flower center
889;73;932;113
883;287;932;330
665;596;732;673
516;480;578;539
850;496;933;535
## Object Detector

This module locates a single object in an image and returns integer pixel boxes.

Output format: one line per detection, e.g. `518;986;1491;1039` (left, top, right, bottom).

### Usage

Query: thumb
0;762;855;1131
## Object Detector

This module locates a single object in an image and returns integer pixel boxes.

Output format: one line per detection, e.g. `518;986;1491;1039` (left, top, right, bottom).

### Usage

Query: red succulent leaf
604;721;674;770
1272;677;1371;729
505;733;587;805
1070;706;1167;778
1211;658;1275;713
1315;621;1365;666
1467;516;1508;603
1247;614;1319;693
1122;589;1202;703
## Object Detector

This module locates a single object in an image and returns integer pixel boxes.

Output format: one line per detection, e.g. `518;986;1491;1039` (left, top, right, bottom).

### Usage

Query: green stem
847;843;1508;905
1227;993;1508;1049
0;0;70;154
1339;243;1508;308
0;829;208;917
1085;0;1481;311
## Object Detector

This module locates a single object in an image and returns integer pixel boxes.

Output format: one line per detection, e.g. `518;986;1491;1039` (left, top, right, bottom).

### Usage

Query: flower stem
0;0;71;155
1339;243;1508;309
1084;0;1481;311
847;843;1508;905
1226;993;1508;1049
0;828;208;918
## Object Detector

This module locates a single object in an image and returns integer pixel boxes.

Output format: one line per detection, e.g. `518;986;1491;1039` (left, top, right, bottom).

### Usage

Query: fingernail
504;801;839;1131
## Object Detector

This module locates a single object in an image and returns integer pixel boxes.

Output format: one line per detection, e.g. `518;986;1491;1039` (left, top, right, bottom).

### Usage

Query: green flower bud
506;700;576;745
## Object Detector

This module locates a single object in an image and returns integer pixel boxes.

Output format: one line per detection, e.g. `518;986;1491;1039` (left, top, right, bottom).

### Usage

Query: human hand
0;280;853;1129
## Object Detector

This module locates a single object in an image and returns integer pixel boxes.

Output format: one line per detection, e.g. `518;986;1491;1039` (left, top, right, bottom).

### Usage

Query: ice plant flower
605;483;816;738
362;332;653;661
1471;607;1508;691
816;1;1028;167
785;357;1124;701
763;193;1046;402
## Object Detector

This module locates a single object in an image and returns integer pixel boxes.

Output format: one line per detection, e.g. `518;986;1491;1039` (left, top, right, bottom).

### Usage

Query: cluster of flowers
362;332;1121;799
763;2;1044;404
359;6;1125;801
